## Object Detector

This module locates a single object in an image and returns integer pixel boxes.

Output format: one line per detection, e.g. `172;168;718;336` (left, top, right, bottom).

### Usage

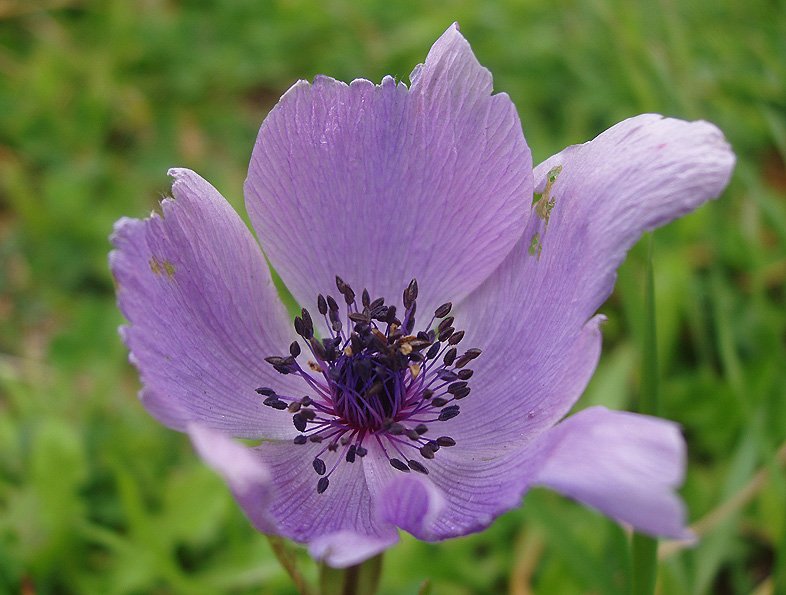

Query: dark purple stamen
457;369;474;380
346;445;357;463
448;330;465;345
438;326;454;342
434;302;452;318
408;459;429;474
390;458;410;472
313;458;327;475
438;405;461;421
256;278;481;493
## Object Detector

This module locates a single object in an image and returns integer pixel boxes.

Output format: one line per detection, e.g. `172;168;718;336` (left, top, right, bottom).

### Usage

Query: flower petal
437;311;605;453
369;405;688;541
308;530;398;569
361;431;537;540
188;424;398;568
374;476;446;537
188;424;276;533
451;115;734;444
362;454;447;539
533;406;690;539
190;426;399;568
110;168;301;439
245;23;532;314
255;440;398;566
530;114;735;325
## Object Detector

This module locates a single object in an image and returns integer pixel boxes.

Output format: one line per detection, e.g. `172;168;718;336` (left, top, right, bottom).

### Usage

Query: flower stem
266;536;315;595
319;554;383;595
631;233;659;595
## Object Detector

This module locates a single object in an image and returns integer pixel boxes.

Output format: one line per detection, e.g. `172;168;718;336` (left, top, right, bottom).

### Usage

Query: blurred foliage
0;0;784;593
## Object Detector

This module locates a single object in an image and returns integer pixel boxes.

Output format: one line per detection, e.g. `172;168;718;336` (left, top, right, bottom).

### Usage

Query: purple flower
110;24;734;568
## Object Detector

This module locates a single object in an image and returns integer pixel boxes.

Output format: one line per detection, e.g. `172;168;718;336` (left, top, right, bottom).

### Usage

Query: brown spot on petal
149;256;175;278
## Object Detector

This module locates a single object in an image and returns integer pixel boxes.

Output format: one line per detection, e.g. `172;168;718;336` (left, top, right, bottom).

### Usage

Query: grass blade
631;233;659;595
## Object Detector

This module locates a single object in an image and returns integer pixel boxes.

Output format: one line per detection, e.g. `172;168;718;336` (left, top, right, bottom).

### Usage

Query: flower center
256;276;481;494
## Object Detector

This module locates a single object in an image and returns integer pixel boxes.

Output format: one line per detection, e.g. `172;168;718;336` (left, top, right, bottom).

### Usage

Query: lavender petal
450;115;734;447
533;406;691;539
244;23;532;315
110;168;299;438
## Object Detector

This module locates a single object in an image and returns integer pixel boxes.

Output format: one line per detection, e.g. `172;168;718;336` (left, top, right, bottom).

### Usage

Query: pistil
256;276;481;493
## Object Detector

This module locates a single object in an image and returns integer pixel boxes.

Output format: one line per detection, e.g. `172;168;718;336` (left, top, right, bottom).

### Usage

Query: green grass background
1;0;785;593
